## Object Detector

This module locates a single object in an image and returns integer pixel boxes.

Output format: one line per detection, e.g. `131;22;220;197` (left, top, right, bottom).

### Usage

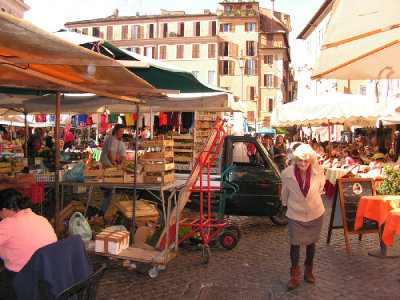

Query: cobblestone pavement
90;194;400;300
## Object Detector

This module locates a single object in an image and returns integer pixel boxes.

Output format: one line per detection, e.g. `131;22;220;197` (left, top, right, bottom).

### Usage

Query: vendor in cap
100;124;126;215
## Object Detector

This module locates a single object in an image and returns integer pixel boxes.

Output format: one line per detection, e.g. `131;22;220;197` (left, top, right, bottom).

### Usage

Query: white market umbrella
312;0;400;80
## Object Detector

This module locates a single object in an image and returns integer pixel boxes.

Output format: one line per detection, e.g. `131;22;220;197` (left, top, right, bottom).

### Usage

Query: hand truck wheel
148;265;160;278
225;225;242;240
219;230;238;250
202;246;211;264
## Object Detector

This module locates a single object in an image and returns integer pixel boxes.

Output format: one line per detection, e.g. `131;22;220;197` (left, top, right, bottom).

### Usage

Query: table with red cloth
324;168;349;197
355;195;400;257
382;208;400;247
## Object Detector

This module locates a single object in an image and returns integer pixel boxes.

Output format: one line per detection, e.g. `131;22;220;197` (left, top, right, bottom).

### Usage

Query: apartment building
0;0;29;18
65;1;294;129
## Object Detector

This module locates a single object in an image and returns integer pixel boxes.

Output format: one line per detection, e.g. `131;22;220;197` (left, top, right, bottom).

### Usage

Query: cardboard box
134;226;156;243
95;230;130;255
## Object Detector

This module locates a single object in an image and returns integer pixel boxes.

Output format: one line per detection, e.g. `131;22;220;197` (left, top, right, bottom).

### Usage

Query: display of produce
142;139;175;183
172;135;193;172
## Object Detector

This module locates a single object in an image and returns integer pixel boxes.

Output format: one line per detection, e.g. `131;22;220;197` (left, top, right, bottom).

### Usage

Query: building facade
65;1;294;129
0;0;29;18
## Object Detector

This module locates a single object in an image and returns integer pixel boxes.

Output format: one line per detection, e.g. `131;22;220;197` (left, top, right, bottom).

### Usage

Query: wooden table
355;195;400;257
382;208;400;247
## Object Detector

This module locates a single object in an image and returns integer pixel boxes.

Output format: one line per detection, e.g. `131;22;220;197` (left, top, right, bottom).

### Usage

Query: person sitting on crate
0;188;57;300
100;124;126;215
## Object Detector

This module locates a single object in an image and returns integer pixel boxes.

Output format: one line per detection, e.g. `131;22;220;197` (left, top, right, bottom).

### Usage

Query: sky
23;0;325;67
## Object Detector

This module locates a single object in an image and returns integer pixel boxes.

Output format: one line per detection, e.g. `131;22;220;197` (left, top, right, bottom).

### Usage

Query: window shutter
220;24;224;32
248;111;255;123
274;55;278;60
230;43;238;57
219;61;223;75
246;41;249;56
244;60;248;75
269;98;273;112
250;86;255;100
229;24;233;32
230;60;235;75
144;47;147;57
139;26;144;39
274;75;278;88
193;22;196;36
219;42;224;56
153;47;157;59
255;59;258;75
245;23;249;32
264;74;267;86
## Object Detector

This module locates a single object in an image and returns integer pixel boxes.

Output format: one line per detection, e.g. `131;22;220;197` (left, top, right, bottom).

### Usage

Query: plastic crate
33;171;65;183
17;182;45;204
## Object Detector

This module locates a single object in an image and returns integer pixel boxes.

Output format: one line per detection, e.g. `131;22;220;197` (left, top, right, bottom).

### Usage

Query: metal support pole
130;103;140;245
54;91;61;235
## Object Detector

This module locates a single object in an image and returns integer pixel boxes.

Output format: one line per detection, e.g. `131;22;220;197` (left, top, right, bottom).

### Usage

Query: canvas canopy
0;12;169;101
53;31;223;94
271;94;395;127
22;92;244;114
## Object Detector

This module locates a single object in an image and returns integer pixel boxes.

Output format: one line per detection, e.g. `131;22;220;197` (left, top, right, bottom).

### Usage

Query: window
225;6;232;11
159;45;167;59
177;22;185;37
247;111;255;123
92;27;100;38
106;26;113;40
192;44;200;59
193;21;201;37
132;25;141;39
132;47;141;54
267;33;273;41
162;23;168;38
176;45;184;59
245;60;256;75
148;24;154;38
246;41;255;56
82;28;88;35
359;85;367;96
264;74;274;87
247;86;255;100
210;21;216;36
192;71;200;79
246;23;256;32
219;60;234;75
144;46;155;58
268;98;274;112
121;25;128;40
208;44;216;58
208;71;216;86
220;23;231;32
220;42;229;56
264;55;274;65
246;4;253;9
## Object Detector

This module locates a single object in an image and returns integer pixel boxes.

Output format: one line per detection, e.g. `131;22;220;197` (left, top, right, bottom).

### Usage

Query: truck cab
222;136;284;220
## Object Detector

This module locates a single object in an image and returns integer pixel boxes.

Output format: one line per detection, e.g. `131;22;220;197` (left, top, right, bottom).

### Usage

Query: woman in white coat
281;144;325;290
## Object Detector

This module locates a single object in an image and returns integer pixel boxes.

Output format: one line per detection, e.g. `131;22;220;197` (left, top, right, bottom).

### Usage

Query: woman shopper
0;188;57;299
281;144;325;290
273;135;287;171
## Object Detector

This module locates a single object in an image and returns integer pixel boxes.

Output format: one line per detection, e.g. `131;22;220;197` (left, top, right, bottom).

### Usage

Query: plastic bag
63;161;85;182
68;212;92;244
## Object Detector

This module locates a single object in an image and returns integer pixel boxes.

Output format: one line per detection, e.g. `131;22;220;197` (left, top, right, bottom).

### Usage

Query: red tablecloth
354;195;400;230
382;208;400;246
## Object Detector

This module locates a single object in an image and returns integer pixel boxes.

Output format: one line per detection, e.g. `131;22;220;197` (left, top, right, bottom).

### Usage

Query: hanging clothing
159;112;167;126
35;114;46;123
124;114;135;126
87;115;93;126
100;114;108;132
108;114;119;123
77;114;88;127
167;112;180;127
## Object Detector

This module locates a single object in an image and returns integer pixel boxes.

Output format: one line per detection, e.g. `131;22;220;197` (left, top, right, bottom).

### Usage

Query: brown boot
304;263;316;283
287;266;301;290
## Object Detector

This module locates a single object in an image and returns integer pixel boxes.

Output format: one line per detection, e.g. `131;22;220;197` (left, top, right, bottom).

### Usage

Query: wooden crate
144;162;174;172
0;162;11;174
174;156;192;162
143;151;174;160
143;171;175;184
83;169;103;183
103;168;124;183
123;172;144;184
12;162;24;172
142;139;174;148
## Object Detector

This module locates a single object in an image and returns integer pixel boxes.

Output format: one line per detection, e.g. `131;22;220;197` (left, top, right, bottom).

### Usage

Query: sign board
256;128;276;135
326;178;379;252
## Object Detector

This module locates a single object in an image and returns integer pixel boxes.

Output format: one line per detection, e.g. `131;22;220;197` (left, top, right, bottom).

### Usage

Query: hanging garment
100;114;108;132
77;114;88;127
35;114;46;123
124;114;135;126
167;112;180;127
159;112;167;126
108;114;119;123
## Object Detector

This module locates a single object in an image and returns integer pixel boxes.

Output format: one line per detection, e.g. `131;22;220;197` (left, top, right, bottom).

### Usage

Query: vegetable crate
103;168;124;183
142;139;175;184
16;182;45;204
83;169;103;183
0;162;11;174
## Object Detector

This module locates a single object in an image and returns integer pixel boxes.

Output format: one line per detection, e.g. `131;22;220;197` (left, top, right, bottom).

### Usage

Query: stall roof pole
24;112;28;158
130;103;140;245
54;91;61;235
328;120;332;159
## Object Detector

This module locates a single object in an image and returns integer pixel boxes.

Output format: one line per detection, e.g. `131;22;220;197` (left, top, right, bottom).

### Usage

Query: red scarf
294;166;311;197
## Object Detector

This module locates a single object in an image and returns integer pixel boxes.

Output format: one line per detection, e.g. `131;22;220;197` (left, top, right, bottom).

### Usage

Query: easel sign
327;178;379;252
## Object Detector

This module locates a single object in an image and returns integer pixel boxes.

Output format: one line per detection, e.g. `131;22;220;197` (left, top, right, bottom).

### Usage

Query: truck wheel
270;206;288;226
219;231;238;250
